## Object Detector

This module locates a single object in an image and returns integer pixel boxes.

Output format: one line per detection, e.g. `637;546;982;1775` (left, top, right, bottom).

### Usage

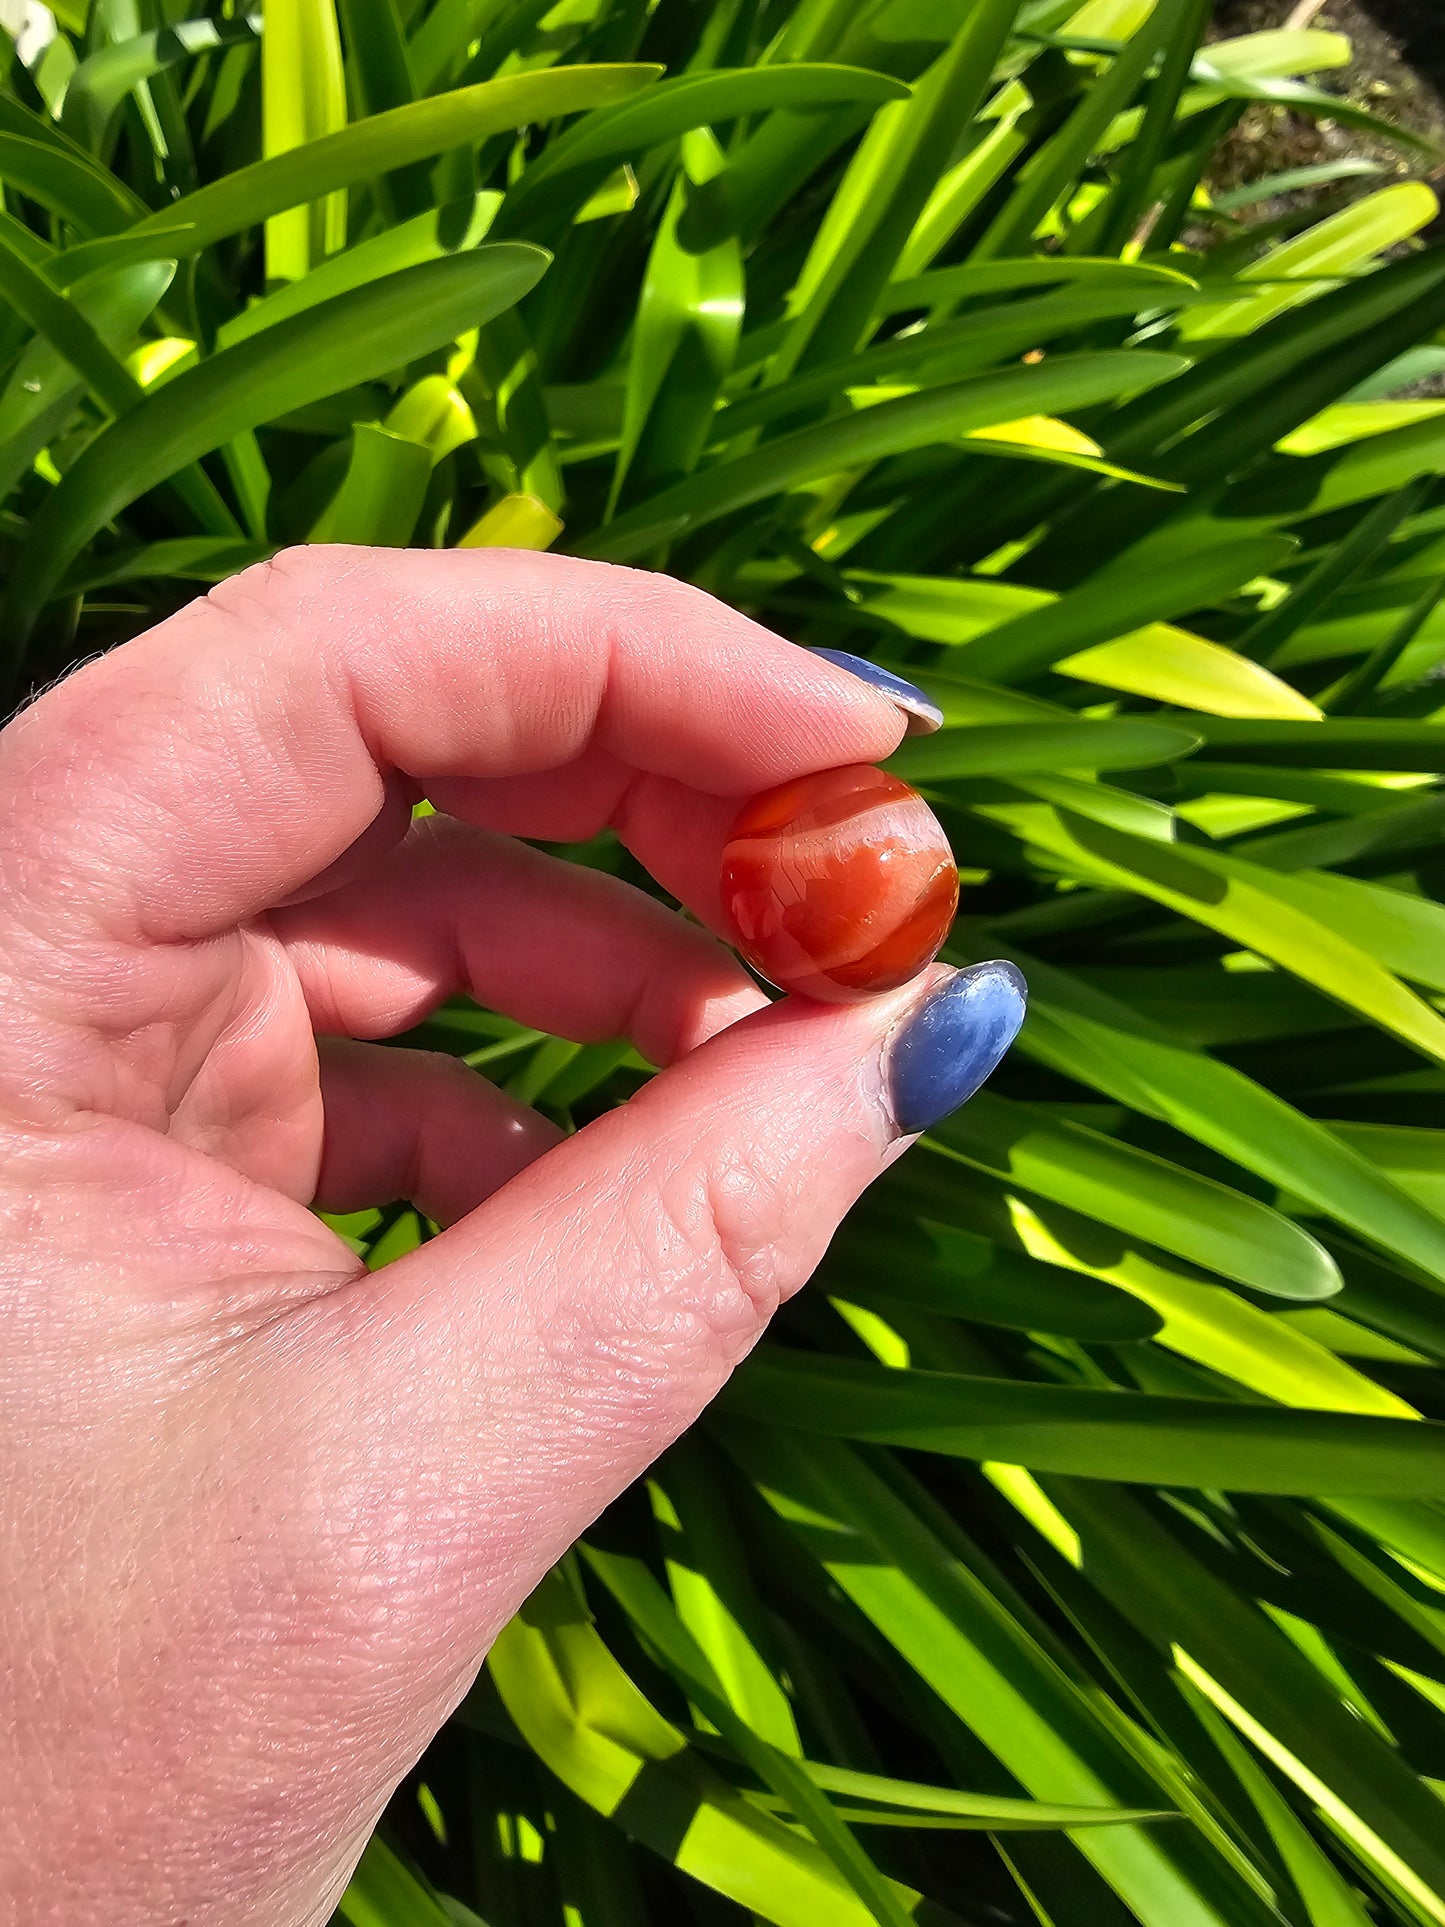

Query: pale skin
0;546;953;1925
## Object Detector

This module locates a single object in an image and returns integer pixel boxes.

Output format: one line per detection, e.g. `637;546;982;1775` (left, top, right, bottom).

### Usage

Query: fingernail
886;961;1026;1135
808;647;944;736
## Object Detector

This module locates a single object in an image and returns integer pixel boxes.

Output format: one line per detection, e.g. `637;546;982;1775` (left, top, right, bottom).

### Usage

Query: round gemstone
720;765;959;1002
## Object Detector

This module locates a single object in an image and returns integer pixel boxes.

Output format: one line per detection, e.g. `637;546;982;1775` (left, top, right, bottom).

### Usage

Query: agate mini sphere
720;765;959;1002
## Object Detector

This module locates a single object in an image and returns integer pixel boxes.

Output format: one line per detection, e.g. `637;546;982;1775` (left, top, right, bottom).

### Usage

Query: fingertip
804;647;945;737
883;960;1027;1136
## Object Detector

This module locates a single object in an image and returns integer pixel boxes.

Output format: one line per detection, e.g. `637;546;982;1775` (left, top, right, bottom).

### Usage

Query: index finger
0;546;916;945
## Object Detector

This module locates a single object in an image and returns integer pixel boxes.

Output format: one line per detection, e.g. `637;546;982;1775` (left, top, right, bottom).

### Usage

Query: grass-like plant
6;0;1445;1920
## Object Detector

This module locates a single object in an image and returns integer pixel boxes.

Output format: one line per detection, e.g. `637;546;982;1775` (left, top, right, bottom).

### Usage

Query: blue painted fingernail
887;961;1027;1134
809;647;944;736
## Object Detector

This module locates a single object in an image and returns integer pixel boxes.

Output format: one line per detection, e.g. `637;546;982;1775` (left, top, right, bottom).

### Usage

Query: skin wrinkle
20;688;197;943
0;912;245;1135
320;556;590;781
174;571;393;923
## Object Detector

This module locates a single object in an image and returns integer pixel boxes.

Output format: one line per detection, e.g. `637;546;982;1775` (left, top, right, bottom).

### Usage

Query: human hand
0;548;1024;1924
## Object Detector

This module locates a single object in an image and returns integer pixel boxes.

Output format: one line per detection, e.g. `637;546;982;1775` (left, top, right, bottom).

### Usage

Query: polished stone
720;764;959;1002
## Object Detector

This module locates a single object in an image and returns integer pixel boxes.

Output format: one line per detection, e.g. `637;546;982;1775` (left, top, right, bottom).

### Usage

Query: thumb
336;959;1025;1618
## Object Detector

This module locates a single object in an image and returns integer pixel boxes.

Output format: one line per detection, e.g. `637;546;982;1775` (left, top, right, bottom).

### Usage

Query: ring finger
268;814;768;1070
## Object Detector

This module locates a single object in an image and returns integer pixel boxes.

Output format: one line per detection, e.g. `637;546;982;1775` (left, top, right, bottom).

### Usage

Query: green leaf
1092;0;1210;258
610;127;742;512
828;1210;1165;1339
584;352;1187;561
1104;246;1445;479
60;535;267;594
494;65;912;238
775;0;1022;374
0;257;171;498
488;1568;936;1927
1251;869;1445;999
1327;1123;1445;1218
718;285;1211;446
214;194;500;349
1191;718;1445;769
338;0;414;119
1194;28;1352;83
768;1760;1172;1829
340;1835;461;1927
828;573;1318;718
1211;158;1386;210
890;717;1198;780
1184;1686;1377;1927
336;0;433;221
1229;411;1445;524
1002;808;1445;1070
929;1094;1341;1301
1188;72;1440;155
724;1428;1261;1927
1061;626;1321;719
580;1542;920;1927
721;1352;1445;1495
0;129;146;233
262;0;348;283
1330;576;1445;711
953;537;1296;683
1234;478;1433;665
650;1446;803;1756
973;0;1182;261
61;15;261;153
2;243;549;653
1057;1483;1445;1916
455;490;562;550
405;0;499;94
1181;183;1442;341
999;950;1445;1294
0;219;142;415
308;423;432;544
470;308;563;510
883;255;1200;314
130;65;659;257
1009;1208;1413;1416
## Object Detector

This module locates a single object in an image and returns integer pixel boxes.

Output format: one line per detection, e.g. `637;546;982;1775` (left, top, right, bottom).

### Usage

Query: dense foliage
6;0;1445;1920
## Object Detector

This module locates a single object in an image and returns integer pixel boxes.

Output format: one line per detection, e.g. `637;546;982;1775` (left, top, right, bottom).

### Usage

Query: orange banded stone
720;765;959;1003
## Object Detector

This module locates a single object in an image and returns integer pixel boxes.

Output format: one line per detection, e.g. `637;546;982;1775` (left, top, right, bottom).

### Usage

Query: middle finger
268;814;766;1066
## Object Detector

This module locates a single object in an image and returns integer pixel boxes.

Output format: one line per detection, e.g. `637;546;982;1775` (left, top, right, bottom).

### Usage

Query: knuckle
202;546;319;634
702;1148;788;1322
645;1143;796;1363
539;1148;789;1388
410;1047;488;1104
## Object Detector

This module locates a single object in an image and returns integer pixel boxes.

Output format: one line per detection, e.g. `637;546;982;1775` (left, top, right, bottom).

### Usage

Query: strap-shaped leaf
720;1351;1445;1494
931;1091;1341;1301
128;64;659;255
584;351;1186;561
493;65;911;236
2;243;549;652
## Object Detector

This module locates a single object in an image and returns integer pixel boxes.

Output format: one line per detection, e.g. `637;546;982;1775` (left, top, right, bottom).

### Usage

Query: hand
0;547;1024;1924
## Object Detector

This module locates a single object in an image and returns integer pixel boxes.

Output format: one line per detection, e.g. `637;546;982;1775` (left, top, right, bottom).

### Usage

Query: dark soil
1203;1;1445;391
1210;0;1445;219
